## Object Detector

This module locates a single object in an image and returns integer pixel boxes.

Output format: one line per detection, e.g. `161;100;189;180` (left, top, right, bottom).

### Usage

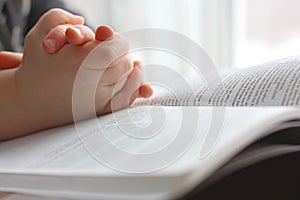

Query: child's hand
43;23;95;53
0;10;85;70
7;9;151;138
45;24;153;101
42;23;153;101
0;23;152;99
0;52;22;69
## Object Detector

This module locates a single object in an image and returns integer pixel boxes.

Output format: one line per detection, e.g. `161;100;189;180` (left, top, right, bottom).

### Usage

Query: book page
0;106;201;172
0;107;300;200
136;56;300;106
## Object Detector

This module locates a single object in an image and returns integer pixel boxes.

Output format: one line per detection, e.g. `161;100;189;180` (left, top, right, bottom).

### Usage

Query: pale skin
0;9;152;141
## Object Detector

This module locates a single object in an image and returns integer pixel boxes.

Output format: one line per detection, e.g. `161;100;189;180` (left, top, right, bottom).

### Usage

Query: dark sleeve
23;0;81;36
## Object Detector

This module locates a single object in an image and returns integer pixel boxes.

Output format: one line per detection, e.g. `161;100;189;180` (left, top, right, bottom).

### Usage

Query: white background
66;0;300;69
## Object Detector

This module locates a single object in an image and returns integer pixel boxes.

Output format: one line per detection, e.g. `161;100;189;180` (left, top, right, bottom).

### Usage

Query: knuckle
129;68;143;83
24;29;35;44
116;58;132;76
117;35;130;51
117;40;130;55
51;25;69;37
124;58;133;72
103;47;116;61
104;59;132;85
77;25;93;36
106;35;130;57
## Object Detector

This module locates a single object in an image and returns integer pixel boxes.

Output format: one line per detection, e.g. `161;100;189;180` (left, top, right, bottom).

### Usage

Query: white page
136;56;300;106
0;106;300;200
0;106;206;173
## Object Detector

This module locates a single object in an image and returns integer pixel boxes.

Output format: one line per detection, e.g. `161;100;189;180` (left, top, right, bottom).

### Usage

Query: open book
1;56;300;199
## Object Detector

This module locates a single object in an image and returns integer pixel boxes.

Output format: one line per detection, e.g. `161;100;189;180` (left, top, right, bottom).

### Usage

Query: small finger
66;24;94;45
132;61;153;98
0;51;22;70
99;55;133;86
104;67;143;113
95;25;114;41
43;24;72;53
133;60;142;68
139;84;153;98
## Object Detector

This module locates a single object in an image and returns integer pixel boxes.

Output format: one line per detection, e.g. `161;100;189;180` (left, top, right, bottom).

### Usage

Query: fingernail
133;61;142;68
72;27;82;37
140;87;146;97
140;86;149;97
45;38;56;50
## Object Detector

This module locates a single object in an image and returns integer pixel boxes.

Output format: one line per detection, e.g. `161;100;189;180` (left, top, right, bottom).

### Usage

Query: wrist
14;67;53;134
0;68;31;140
14;66;74;133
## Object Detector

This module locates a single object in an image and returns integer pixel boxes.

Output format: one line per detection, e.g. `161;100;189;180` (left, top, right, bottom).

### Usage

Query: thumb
95;25;115;41
0;52;23;70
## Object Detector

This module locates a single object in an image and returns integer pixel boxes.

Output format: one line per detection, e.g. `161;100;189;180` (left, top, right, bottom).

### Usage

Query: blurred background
65;0;300;70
